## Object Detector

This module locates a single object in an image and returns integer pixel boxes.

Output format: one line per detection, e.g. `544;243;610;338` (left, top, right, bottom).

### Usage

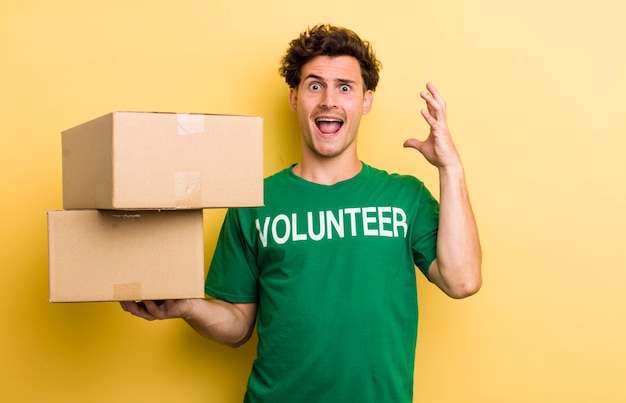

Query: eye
310;83;321;91
340;85;350;92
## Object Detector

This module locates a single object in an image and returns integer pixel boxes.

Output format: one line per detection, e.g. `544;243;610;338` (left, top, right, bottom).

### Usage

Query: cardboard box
47;209;205;302
62;112;263;210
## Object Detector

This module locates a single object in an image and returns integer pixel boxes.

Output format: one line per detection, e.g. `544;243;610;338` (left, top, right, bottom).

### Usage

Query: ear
288;88;298;111
362;90;374;115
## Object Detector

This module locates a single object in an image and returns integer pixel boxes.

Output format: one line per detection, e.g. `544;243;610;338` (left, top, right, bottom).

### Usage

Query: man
121;24;481;402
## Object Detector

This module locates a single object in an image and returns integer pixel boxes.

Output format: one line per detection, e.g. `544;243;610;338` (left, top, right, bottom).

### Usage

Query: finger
403;138;424;150
142;300;167;318
425;82;439;98
120;300;140;312
426;82;445;102
144;299;182;319
422;82;447;110
426;82;447;114
421;108;437;128
421;98;448;133
120;301;156;321
420;91;441;120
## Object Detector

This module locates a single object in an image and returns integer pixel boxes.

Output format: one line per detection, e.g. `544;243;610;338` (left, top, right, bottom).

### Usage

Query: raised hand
403;82;460;169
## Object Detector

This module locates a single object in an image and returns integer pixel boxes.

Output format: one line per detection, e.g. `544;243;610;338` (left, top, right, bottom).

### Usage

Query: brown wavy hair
279;24;382;92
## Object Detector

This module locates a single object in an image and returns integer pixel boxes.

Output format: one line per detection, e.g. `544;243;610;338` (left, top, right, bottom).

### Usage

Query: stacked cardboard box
47;112;263;302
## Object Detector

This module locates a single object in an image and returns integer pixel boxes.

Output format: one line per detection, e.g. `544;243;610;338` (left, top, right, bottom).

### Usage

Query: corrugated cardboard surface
62;112;264;210
47;209;205;302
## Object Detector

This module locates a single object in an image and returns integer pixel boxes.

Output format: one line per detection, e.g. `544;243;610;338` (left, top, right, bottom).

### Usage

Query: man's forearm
433;162;482;298
182;298;258;348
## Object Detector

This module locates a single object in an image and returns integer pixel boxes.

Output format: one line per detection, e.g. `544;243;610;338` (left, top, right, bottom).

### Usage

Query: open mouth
315;117;344;135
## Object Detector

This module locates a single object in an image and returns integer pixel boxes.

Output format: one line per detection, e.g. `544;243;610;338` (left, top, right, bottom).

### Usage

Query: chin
314;147;345;159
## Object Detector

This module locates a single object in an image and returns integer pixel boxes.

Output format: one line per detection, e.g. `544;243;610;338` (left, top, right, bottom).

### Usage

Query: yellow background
2;0;625;402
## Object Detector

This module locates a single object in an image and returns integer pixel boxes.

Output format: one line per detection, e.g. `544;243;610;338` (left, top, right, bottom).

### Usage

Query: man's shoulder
362;163;424;186
263;166;293;186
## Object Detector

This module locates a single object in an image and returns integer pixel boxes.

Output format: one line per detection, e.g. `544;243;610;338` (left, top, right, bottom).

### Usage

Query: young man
121;24;481;402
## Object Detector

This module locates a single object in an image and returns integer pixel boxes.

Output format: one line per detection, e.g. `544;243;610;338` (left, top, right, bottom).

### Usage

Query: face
289;55;373;161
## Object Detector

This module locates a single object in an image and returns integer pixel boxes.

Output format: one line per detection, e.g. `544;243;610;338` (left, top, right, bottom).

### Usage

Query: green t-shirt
206;163;439;403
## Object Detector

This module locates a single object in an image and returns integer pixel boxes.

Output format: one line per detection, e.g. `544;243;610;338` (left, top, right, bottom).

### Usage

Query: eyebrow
303;73;357;85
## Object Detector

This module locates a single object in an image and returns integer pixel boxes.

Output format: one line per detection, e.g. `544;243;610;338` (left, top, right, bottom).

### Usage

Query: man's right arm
120;298;258;348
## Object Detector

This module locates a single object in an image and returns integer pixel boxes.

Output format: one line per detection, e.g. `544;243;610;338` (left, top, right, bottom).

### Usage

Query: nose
320;89;336;109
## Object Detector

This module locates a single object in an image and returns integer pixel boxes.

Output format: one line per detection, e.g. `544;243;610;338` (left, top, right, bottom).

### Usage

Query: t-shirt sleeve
410;183;439;279
205;208;259;303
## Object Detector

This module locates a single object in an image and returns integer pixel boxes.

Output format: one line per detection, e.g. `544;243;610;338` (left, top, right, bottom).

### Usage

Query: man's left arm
427;163;482;298
404;83;482;299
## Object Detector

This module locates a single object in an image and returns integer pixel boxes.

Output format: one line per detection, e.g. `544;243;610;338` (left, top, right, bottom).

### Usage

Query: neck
292;155;362;185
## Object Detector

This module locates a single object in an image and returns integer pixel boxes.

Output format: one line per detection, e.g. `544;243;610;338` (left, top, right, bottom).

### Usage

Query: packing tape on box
175;171;202;207
114;282;143;300
177;113;205;135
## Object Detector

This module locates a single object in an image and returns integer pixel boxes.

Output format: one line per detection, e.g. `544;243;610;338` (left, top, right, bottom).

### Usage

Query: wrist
176;298;200;321
438;160;464;179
